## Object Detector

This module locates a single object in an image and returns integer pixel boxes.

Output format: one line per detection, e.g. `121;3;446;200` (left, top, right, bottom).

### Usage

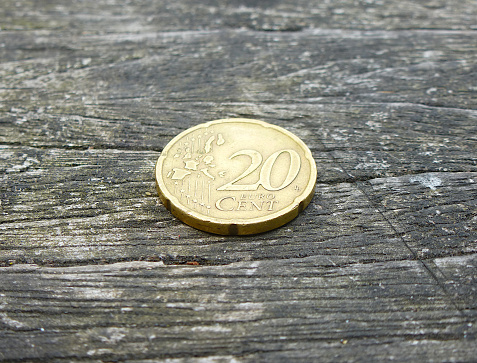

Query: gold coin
155;118;316;235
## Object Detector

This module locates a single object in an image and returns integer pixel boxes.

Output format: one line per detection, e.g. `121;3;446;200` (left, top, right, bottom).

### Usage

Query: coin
155;118;316;235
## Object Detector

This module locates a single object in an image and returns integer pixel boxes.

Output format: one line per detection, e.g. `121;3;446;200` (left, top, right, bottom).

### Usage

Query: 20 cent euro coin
155;118;316;235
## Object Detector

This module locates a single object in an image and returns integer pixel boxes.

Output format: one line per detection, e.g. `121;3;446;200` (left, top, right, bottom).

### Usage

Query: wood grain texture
1;0;476;361
0;258;476;362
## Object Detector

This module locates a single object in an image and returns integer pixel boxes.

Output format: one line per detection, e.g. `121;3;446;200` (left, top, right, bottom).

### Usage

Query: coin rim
155;118;317;235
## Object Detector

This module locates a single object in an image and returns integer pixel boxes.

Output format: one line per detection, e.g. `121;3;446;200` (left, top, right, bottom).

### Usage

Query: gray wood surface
1;0;476;361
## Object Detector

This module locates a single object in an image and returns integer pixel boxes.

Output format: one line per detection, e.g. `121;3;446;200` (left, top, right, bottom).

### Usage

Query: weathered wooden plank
364;172;477;257
2;143;475;267
0;258;474;362
1;0;477;32
431;254;477;310
2;29;476;118
1;145;412;266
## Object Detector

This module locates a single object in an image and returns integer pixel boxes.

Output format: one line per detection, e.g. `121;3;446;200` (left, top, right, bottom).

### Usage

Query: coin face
155;118;316;235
